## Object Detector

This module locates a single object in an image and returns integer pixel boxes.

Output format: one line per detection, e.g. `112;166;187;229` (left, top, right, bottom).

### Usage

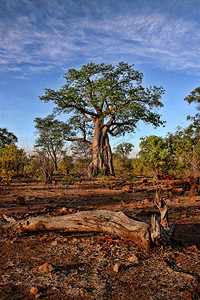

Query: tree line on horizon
0;62;200;184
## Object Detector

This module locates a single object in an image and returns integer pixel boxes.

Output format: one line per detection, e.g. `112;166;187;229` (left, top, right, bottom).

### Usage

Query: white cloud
0;0;200;74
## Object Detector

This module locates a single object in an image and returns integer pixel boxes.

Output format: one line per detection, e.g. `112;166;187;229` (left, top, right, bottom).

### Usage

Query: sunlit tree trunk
88;119;114;177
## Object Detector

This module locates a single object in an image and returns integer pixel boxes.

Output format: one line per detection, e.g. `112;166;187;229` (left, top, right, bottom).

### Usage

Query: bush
0;143;26;183
57;156;74;175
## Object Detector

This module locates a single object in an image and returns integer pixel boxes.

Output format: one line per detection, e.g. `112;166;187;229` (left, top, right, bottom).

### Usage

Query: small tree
174;87;200;179
0;143;26;183
40;62;164;177
70;140;92;177
169;125;200;179
0;128;18;149
57;155;74;176
114;142;134;158
113;142;134;178
184;87;200;107
132;157;145;175
138;135;171;178
34;115;70;183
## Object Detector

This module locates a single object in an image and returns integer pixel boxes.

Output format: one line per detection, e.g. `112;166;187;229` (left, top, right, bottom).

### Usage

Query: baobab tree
40;62;164;177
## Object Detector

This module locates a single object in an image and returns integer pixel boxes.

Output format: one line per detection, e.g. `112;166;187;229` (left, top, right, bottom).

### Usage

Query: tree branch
83;117;94;122
106;119;137;135
56;95;98;118
63;136;91;147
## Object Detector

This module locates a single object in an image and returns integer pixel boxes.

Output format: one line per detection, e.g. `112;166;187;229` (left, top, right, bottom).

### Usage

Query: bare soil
0;177;200;299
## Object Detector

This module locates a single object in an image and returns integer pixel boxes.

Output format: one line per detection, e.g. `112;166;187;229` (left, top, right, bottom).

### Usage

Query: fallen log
1;191;175;249
2;210;151;249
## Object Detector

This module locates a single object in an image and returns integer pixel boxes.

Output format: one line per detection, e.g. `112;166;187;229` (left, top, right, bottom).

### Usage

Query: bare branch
62;136;91;147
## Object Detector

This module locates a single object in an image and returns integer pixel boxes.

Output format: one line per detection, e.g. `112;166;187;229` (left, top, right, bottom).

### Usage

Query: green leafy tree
34;115;70;183
132;157;145;175
114;142;134;158
57;155;74;175
40;62;164;177
176;87;200;178
138;135;171;177
0;128;18;149
169;125;200;179
23;155;41;178
0;143;26;182
184;87;200;106
34;115;70;169
184;87;200;125
113;142;134;178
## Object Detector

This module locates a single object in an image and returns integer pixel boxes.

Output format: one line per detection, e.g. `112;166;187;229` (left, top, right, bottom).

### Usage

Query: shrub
0;143;26;183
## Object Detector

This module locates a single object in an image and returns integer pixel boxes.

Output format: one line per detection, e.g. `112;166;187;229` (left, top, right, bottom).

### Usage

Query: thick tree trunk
88;120;114;177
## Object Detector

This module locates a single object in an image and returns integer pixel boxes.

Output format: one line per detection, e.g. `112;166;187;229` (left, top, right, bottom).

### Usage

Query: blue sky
0;0;200;154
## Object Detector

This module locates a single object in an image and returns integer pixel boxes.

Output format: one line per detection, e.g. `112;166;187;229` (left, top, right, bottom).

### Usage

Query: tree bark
88;120;114;177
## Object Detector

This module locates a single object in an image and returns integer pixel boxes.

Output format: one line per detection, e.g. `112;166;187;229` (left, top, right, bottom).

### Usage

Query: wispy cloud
0;0;200;74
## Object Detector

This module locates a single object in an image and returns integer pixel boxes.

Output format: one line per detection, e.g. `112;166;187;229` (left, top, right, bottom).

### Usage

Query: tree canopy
184;87;200;105
34;115;71;183
0;143;26;182
34;115;70;168
0;127;18;149
40;62;165;177
114;142;134;158
138;135;171;176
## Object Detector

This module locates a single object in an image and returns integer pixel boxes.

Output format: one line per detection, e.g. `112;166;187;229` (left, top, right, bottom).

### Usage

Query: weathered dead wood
1;190;175;249
155;189;170;230
151;189;175;245
2;210;151;249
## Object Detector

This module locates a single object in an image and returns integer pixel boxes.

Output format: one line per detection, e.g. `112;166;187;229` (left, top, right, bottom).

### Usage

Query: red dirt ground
0;177;200;299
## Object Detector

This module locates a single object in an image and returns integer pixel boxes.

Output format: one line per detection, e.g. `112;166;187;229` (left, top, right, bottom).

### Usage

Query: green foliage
168;125;200;178
57;156;74;175
132;157;146;175
34;115;70;167
166;87;200;178
113;142;134;158
23;156;41;178
40;62;164;177
184;87;200;127
113;153;133;178
34;115;71;183
122;171;136;182
64;174;75;185
138;135;171;176
0;128;18;150
41;62;165;134
184;87;200;105
0;143;26;182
